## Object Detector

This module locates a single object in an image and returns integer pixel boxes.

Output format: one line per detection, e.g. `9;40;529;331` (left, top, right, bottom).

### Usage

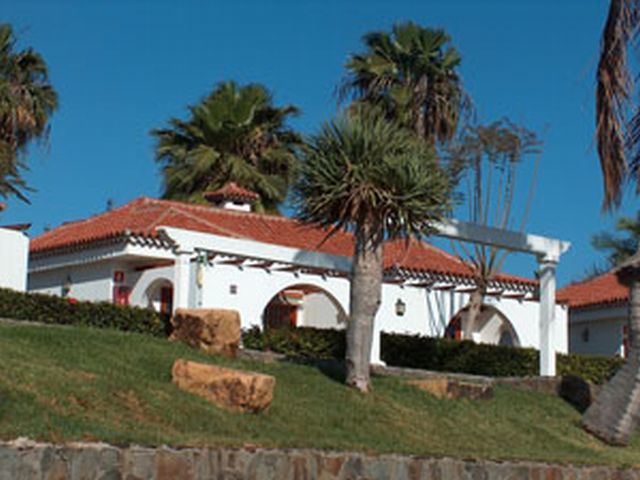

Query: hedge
0;288;167;336
242;326;346;360
242;326;625;384
382;332;625;385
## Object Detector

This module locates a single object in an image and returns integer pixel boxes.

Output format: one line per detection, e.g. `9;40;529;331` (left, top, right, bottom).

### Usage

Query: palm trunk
345;224;383;393
463;288;485;340
581;264;640;445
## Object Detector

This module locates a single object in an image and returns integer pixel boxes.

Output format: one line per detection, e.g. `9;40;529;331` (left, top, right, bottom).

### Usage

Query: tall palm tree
293;107;450;392
583;0;640;446
339;22;466;147
152;81;301;213
0;24;58;203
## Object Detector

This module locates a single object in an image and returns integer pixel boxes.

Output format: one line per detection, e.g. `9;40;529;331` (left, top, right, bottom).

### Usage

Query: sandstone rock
170;309;240;357
171;359;275;413
409;377;494;400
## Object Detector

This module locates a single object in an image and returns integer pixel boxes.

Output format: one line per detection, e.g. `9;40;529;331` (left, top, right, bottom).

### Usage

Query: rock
558;374;601;413
170;309;240;358
171;359;275;413
409;377;494;400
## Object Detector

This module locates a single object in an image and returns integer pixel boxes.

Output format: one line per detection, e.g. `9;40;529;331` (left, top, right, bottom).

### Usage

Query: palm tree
0;24;58;203
152;81;301;213
339;22;466;147
582;0;640;446
293;107;450;392
592;212;640;268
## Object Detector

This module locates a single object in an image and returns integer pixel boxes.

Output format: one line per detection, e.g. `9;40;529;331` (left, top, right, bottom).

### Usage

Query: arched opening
445;304;520;347
144;278;174;321
262;284;347;330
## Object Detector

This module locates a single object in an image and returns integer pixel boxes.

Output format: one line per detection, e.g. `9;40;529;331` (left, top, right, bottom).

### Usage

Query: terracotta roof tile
557;272;628;309
30;197;535;286
203;182;259;202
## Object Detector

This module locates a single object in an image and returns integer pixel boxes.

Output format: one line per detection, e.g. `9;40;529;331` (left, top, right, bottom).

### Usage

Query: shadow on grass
285;356;347;384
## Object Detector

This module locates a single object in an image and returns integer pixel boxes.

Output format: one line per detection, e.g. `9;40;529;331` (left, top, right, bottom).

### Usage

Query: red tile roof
557;272;629;309
203;182;258;202
30;197;535;286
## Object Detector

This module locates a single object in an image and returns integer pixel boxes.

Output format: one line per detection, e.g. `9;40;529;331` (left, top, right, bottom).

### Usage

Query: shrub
0;288;166;336
381;332;625;384
242;326;624;384
242;326;346;360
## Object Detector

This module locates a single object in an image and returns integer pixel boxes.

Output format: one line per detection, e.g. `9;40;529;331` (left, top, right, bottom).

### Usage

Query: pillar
538;255;557;376
173;249;193;311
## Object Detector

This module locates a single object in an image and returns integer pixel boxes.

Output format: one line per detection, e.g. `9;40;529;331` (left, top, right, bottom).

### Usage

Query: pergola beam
433;219;570;262
433;219;571;377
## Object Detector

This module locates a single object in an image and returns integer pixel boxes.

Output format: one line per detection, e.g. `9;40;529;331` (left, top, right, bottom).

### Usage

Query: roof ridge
153;204;245;239
146;197;300;224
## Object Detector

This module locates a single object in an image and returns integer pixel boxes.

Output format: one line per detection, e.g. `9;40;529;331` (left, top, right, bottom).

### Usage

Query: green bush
381;332;625;385
242;326;346;360
0;288;166;336
242;326;624;384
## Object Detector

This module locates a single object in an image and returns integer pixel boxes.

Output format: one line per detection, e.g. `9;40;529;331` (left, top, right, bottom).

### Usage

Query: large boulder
409;377;494;400
171;359;275;413
170;309;240;357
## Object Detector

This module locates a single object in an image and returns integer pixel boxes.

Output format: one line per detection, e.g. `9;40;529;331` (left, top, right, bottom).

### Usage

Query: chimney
203;182;259;212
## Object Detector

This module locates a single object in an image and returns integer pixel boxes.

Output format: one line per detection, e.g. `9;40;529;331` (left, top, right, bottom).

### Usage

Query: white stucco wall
129;265;175;309
198;262;351;331
300;292;347;329
569;305;626;357
0;227;28;291
29;261;114;300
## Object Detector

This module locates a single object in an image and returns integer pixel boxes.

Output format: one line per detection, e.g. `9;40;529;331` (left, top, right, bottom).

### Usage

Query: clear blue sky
2;0;634;286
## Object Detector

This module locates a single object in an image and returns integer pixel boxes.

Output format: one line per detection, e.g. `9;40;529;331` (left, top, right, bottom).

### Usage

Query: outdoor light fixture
61;275;72;297
395;298;406;317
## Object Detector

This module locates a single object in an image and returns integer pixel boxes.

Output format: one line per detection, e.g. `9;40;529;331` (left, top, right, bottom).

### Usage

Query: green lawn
0;322;638;467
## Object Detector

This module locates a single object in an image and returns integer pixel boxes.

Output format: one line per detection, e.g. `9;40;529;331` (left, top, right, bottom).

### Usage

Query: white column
369;323;386;366
538;255;557;376
173;249;193;311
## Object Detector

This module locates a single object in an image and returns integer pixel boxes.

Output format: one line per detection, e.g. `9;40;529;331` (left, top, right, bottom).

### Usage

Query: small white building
0;225;29;292
558;272;629;357
28;184;568;364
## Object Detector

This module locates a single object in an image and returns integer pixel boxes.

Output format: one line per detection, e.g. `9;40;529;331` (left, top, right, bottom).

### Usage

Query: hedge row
0;288;167;336
242;326;346;360
242;326;625;384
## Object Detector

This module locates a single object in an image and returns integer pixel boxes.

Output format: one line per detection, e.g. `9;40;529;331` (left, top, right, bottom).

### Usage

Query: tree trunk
463;288;485;340
581;265;640;445
345;225;384;393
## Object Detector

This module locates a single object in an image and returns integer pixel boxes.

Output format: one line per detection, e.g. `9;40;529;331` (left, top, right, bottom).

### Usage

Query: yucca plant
293;107;450;392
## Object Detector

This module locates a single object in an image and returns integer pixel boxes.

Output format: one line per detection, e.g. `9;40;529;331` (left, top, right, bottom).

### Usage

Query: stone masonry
0;439;638;480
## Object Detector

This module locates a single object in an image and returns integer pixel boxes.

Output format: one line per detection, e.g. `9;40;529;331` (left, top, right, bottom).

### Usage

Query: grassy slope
0;323;638;467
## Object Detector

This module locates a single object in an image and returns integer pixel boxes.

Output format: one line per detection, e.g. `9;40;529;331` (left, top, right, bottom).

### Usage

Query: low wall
0;439;637;479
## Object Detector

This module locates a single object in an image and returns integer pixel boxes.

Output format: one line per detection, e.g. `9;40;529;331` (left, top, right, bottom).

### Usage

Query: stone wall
0;439;638;479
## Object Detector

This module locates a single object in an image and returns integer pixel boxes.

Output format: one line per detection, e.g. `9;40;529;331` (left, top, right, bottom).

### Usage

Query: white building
0;224;29;292
558;272;629;357
28;183;568;364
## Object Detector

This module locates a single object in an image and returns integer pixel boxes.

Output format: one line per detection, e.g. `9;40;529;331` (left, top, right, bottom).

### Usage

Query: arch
261;283;348;331
445;304;520;347
144;277;174;319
